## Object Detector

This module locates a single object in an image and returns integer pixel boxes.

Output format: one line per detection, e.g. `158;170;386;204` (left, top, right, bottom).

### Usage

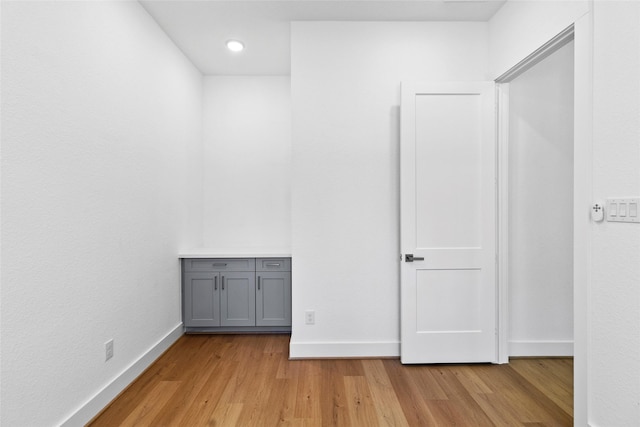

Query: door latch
405;254;425;262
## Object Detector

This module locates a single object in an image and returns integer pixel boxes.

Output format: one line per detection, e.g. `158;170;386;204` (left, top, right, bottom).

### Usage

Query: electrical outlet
105;339;114;361
305;310;315;325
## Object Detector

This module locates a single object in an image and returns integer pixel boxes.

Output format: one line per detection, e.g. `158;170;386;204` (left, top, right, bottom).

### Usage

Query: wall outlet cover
305;310;315;325
105;339;114;361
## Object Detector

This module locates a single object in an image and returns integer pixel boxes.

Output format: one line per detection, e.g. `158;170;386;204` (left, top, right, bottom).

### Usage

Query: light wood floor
89;334;573;426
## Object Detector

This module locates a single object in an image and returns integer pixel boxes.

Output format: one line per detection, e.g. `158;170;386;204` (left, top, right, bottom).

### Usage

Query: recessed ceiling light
226;40;244;52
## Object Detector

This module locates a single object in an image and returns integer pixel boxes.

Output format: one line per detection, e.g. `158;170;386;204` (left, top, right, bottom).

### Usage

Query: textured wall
590;2;640;425
491;1;640;425
0;2;202;425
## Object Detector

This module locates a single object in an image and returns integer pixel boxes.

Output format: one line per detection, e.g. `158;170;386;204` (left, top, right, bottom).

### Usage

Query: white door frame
494;16;593;427
495;24;576;364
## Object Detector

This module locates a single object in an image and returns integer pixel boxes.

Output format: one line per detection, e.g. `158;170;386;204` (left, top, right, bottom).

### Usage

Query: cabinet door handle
214;276;218;291
257;276;261;290
221;276;225;290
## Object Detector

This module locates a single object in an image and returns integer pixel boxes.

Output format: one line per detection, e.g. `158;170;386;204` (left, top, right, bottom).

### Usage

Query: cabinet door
220;272;256;327
256;272;291;327
184;272;220;327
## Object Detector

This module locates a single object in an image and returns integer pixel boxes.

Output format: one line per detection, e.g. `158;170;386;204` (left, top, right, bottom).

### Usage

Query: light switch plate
606;198;640;223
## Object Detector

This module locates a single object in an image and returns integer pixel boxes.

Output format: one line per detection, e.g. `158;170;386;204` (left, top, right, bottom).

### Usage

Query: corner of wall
60;324;183;427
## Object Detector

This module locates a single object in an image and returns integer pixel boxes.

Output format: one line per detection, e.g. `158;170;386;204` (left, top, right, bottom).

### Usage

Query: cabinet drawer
183;258;255;272
256;258;291;272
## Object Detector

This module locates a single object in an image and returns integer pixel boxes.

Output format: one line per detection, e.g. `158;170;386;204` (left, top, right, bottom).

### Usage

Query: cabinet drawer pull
214;276;218;291
221;276;225;290
212;263;227;267
266;263;281;267
257;276;261;290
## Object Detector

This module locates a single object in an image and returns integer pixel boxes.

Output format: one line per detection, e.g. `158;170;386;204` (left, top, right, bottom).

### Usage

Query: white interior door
400;82;497;364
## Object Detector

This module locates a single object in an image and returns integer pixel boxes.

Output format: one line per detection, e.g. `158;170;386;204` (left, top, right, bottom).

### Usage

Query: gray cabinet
221;272;255;327
256;272;291;327
182;257;291;333
184;272;220;327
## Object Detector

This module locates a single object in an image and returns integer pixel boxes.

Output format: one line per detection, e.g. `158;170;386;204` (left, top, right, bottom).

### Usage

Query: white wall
1;2;203;425
491;1;640;425
202;76;291;251
591;2;640;425
290;21;489;357
508;41;574;357
489;1;588;79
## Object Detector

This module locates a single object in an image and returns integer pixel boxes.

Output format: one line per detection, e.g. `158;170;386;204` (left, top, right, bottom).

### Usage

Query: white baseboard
509;340;573;357
290;340;571;359
289;340;400;359
60;323;184;427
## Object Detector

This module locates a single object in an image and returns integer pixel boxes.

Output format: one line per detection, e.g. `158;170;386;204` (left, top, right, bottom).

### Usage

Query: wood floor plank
279;365;301;422
234;349;282;426
499;365;573;425
176;360;239;425
362;360;410;426
344;376;380;426
475;364;573;426
399;364;449;401
470;389;534;426
429;366;496;426
320;361;350;427
454;365;495;395
261;375;290;425
294;361;323;420
209;402;244;427
148;340;229;425
118;381;180;427
509;358;573;416
381;360;440;426
89;335;573;427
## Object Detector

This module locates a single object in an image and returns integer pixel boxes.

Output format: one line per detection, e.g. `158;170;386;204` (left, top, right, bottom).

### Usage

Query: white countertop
179;249;292;258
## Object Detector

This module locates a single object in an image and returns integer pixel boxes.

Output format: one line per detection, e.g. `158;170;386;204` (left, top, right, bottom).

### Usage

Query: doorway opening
496;26;576;363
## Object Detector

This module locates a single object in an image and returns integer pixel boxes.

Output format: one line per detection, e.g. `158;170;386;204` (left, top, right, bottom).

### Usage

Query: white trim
509;340;574;357
495;25;577;367
496;82;510;364
289;341;400;359
59;323;184;427
495;25;575;83
572;12;593;427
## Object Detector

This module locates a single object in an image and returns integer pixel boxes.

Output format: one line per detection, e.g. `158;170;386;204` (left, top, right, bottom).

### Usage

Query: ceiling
139;0;506;75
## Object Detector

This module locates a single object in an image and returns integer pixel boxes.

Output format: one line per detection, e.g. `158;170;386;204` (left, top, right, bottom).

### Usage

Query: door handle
257;276;261;291
405;254;424;262
214;276;218;291
221;276;224;290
